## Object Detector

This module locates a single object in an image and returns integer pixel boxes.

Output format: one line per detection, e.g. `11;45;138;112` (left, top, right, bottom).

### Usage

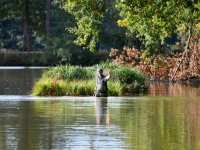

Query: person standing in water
95;68;112;97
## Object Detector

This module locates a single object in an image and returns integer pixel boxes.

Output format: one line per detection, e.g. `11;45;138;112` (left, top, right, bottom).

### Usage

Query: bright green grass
32;78;125;96
32;63;147;96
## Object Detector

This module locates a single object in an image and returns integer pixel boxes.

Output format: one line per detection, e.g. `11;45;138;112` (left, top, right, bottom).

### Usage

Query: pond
0;67;200;150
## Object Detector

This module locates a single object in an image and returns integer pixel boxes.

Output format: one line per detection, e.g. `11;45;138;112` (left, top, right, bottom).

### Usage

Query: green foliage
107;81;121;96
33;78;135;96
65;80;95;96
112;67;146;93
43;65;95;81
1;0;199;65
94;62;147;93
94;61;119;72
33;79;96;96
59;0;106;51
116;0;200;50
57;0;135;52
95;61;146;85
113;67;137;84
32;78;66;96
33;63;147;96
0;0;47;51
0;1;111;65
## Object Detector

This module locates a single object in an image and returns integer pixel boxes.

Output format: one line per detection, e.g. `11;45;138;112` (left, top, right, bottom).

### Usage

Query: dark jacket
95;75;108;97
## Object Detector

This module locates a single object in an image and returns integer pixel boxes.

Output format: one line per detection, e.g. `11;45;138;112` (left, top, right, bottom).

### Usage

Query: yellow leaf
196;23;200;29
117;19;129;27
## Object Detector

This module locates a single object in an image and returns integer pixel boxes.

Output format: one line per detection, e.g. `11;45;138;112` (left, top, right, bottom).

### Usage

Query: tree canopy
116;0;200;50
58;0;200;51
59;0;106;51
0;0;199;66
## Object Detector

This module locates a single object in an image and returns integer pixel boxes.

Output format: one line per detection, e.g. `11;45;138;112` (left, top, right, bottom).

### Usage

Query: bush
107;82;122;96
113;67;136;84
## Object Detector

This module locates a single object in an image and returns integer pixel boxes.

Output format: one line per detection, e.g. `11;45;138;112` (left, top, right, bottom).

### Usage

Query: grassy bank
32;63;147;96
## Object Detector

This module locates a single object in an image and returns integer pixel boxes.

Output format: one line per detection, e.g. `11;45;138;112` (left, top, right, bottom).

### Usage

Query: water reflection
189;97;200;150
148;82;200;97
109;97;190;150
95;97;110;125
0;68;44;95
0;96;200;149
30;99;127;149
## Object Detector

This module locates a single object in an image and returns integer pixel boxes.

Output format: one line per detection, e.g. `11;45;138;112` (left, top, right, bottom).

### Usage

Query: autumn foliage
110;34;200;81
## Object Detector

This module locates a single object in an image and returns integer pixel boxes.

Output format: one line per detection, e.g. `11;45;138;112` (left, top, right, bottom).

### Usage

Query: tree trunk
46;0;51;50
22;0;31;51
170;25;193;81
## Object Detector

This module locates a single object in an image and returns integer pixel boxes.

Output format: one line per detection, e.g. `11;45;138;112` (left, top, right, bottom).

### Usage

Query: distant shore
0;50;57;66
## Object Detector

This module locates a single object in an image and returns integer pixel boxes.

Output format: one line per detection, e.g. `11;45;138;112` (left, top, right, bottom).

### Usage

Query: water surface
0;67;45;95
0;68;200;150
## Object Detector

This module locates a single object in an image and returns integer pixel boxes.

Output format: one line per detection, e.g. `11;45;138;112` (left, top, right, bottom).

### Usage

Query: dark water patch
0;67;45;95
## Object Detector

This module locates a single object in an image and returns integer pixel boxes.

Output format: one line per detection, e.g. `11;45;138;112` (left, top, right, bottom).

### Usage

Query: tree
110;1;200;81
22;0;31;51
0;0;22;50
56;0;137;52
0;0;40;51
46;0;51;50
58;0;106;51
116;0;200;51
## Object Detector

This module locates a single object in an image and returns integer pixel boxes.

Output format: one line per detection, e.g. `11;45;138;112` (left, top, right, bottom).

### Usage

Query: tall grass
43;65;95;80
32;79;125;96
33;79;96;96
33;78;66;96
33;63;147;96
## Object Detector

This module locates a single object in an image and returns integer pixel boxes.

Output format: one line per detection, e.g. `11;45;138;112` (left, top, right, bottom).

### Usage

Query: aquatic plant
32;78;66;96
32;63;147;96
33;78;133;96
43;65;95;81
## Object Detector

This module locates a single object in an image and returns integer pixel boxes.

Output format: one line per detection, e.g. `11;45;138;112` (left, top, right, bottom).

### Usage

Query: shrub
117;67;145;84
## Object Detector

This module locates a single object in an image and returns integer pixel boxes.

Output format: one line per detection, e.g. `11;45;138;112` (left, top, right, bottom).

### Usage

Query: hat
97;68;103;72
